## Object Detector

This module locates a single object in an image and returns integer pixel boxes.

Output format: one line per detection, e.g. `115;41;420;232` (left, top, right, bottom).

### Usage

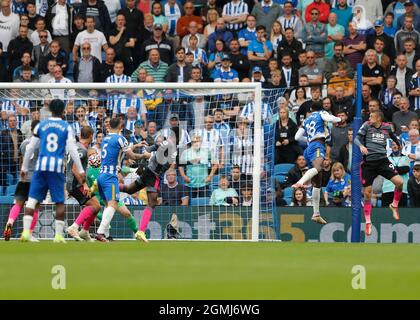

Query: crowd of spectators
0;0;419;207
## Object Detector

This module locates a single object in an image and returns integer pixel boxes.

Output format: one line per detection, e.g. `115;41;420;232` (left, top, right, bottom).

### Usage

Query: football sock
23;215;33;232
7;204;22;225
139;207;153;232
55;220;65;237
82;210;98;231
126;215;138;233
75;206;95;227
97;207;115;235
364;200;372;224
30;210;39;232
312;187;321;215
392;188;403;208
296;168;319;186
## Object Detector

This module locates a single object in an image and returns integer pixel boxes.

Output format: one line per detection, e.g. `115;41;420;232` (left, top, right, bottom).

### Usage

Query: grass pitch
0;241;419;300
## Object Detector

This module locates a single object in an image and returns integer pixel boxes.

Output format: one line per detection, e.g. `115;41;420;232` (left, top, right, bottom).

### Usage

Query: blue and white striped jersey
100;133;130;175
409;74;420;111
1;99;30;129
303;111;331;142
164;1;182;36
106;74;131;110
240;101;272;124
33;118;74;173
222;1;249;31
113;95;145;116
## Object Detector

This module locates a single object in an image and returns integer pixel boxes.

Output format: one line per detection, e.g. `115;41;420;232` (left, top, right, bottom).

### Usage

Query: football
88;154;101;168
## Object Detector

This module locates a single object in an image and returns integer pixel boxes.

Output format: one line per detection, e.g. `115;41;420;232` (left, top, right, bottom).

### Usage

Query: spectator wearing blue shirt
383;12;398;37
237;14;257;55
207;18;234;54
247;25;273;79
331;0;353;36
324;162;351;207
213;54;239;82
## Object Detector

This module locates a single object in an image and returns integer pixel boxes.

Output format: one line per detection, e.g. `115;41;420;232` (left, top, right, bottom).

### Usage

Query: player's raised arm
320;111;341;123
294;127;306;142
66;127;85;175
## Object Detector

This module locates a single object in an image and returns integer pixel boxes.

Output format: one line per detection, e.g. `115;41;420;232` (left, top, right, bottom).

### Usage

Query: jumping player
120;133;177;243
20;99;85;243
3;120;40;242
293;102;342;224
65;126;102;242
95;117;148;242
354;110;403;236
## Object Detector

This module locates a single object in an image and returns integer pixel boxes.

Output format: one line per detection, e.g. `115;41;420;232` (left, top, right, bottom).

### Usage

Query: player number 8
46;133;59;152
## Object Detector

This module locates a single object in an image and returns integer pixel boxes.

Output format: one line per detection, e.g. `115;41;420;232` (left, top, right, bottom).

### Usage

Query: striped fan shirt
222;0;249;31
164;2;182;36
113;95;146;116
106;73;131;111
213;121;231;146
409;74;420;111
240;101;272;124
1;99;30;129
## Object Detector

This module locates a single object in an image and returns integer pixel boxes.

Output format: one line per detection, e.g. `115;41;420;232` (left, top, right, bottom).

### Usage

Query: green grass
0;241;419;299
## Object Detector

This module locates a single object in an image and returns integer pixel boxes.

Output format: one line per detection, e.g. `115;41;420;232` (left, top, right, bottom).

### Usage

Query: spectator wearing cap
45;0;73;55
162;113;191;151
207;18;234;54
247;25;273;79
133;49;169;83
165;47;192;83
251;66;265;83
181;20;207;50
213;54;239;82
158;168;189;206
251;0;283;33
367;19;396;62
396;1;420;32
302;7;327;58
176;1;203;39
140;22;173;65
108;14;136;74
229;38;250;81
395;14;420;54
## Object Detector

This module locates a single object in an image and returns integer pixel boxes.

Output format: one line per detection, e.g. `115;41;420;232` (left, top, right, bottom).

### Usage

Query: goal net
0;82;285;241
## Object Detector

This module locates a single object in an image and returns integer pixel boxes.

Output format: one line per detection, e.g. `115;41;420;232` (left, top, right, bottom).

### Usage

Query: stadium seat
7;174;14;185
283;187;293;199
212;175;220;188
6;184;16;196
284;197;292;205
190;197;209;206
274;175;287;184
0;196;14;204
219;164;232;175
274;163;294;176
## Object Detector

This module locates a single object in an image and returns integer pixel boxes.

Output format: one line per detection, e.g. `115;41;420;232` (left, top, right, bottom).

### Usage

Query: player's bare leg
308;158;326;224
292;157;323;189
389;175;404;221
95;200;118;242
363;186;373;236
135;191;158;243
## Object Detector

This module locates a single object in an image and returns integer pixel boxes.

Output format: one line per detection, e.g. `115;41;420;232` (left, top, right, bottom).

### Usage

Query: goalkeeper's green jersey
87;166;102;203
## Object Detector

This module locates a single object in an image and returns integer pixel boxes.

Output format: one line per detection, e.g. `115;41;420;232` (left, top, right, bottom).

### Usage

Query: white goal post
0;82;267;241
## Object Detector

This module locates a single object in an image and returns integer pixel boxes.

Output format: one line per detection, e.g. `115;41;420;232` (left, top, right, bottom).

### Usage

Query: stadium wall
2;205;419;243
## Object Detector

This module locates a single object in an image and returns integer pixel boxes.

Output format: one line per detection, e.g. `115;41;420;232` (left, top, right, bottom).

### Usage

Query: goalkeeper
120;134;177;243
73;149;139;240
